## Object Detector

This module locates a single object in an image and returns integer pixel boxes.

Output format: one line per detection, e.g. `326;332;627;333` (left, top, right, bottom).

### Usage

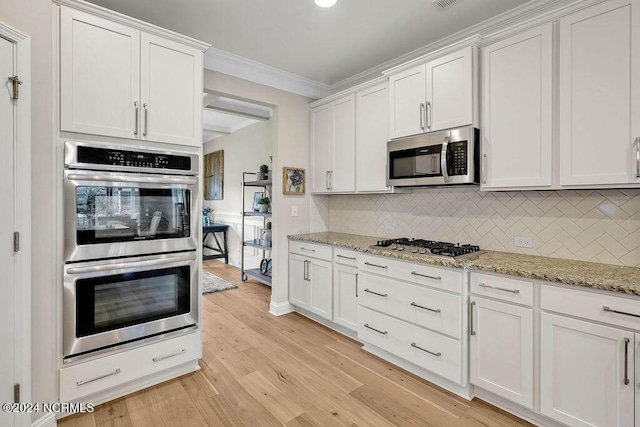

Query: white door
388;64;426;139
331;95;355;192
310;104;332;193
141;33;201;146
470;297;534;409
288;254;309;309
60;8;140;139
540;312;634;427
0;36;16;427
481;24;553;189
559;0;640;185
356;82;390;192
333;264;358;331
309;258;332;321
426;47;475;132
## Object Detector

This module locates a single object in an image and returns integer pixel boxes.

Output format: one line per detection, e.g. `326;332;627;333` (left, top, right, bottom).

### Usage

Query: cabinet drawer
289;241;332;261
60;332;201;401
470;272;533;306
357;306;402;352
333;248;358;267
358;273;393;313
541;284;640;331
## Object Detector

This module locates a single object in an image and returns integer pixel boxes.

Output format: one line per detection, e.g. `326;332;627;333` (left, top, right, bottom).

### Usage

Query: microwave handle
66;252;197;276
441;136;450;184
66;173;197;186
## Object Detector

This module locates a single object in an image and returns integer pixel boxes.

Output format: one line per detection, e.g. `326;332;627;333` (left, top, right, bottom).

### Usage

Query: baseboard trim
32;413;56;427
269;301;295;316
293;306;359;341
474;388;565;427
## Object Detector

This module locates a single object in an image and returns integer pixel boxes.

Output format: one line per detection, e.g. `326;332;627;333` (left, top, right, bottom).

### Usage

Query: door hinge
9;76;22;100
13;232;19;253
13;384;19;403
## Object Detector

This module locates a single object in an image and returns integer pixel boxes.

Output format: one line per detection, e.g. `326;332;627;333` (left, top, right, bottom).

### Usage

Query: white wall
0;0;56;424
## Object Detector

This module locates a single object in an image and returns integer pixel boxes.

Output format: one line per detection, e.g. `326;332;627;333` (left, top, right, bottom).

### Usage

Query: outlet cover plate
514;236;533;248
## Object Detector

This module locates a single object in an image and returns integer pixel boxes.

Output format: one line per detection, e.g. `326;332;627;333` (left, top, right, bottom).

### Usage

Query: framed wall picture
283;167;305;195
252;192;265;211
204;150;224;200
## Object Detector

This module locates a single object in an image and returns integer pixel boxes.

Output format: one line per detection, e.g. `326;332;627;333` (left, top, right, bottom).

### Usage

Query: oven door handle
66;253;197;276
440;136;450;184
66;173;197;186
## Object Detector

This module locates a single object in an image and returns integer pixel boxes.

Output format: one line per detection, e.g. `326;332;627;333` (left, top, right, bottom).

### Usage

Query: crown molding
204;47;331;99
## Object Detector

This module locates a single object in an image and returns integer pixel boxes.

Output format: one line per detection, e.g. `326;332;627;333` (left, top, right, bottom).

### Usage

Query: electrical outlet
291;206;298;217
385;226;395;235
514;236;533;248
348;223;356;231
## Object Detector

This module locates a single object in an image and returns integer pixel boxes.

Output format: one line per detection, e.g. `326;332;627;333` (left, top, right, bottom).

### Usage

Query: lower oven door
63;251;199;359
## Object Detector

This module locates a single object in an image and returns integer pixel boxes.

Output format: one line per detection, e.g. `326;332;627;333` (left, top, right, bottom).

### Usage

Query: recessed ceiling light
315;0;337;7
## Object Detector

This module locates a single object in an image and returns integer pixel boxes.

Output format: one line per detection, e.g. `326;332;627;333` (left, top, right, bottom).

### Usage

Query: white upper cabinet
559;0;640;186
60;7;205;147
388;47;477;139
141;33;202;146
356;82;390;192
481;24;553;189
310;104;333;194
60;8;140;139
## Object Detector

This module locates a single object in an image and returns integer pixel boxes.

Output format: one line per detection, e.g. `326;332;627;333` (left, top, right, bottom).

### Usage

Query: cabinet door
309;258;333;321
141;33;202;146
356;83;391;192
481;25;553;189
540;312;634;427
559;0;640;186
331;95;356;192
426;47;475;132
333;264;358;331
470;297;534;409
289;254;309;309
310;104;332;194
60;8;140;139
388;64;426;139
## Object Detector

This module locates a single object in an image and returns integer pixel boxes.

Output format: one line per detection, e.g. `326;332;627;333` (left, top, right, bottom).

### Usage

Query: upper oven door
64;169;199;262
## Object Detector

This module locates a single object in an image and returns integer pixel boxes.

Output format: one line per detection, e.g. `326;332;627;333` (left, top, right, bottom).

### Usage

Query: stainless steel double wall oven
63;141;200;360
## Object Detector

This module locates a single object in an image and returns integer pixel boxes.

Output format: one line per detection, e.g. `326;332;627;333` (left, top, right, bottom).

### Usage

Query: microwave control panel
450;141;467;176
77;146;192;171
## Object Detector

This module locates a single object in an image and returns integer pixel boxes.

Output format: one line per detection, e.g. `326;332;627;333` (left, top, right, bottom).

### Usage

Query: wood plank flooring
59;261;531;427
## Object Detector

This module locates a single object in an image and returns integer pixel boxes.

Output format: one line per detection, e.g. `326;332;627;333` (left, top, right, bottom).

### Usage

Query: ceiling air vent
432;0;460;9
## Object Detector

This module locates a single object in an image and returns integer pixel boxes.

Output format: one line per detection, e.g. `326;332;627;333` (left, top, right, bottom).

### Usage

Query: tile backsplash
328;188;640;267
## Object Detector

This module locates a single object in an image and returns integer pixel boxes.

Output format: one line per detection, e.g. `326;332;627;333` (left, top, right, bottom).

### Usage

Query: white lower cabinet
288;243;333;321
289;253;309;309
333;263;358;331
540;312;634;427
469;296;534;408
308;258;333;320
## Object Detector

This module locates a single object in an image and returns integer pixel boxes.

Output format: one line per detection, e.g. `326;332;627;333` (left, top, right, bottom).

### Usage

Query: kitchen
0;0;640;425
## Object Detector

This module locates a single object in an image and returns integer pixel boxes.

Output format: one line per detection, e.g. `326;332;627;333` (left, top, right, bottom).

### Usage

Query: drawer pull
411;342;441;357
77;368;121;386
337;254;356;260
364;261;388;269
411;271;441;281
410;302;441;313
603;306;640;318
300;247;316;253
153;348;187;363
364;288;388;298
364;323;387;335
624;338;630;385
478;283;520;294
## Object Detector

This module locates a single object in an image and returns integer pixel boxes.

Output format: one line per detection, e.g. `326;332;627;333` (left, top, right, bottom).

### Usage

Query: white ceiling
86;0;530;86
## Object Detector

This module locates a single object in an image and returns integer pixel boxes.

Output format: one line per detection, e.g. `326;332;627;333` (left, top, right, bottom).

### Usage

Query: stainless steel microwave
387;126;479;187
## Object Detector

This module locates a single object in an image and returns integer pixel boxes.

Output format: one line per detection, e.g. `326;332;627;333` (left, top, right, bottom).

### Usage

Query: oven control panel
77;146;191;171
449;141;467;176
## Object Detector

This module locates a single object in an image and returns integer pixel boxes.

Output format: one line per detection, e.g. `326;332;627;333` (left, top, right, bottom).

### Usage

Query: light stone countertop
288;232;640;296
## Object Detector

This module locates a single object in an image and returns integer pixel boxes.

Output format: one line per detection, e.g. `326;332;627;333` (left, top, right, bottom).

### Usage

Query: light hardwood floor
59;261;531;427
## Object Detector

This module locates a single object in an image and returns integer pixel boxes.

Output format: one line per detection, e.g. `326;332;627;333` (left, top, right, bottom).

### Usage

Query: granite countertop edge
288;232;640;297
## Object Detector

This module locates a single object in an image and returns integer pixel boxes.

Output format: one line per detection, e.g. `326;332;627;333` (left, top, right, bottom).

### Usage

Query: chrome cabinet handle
410;302;441;313
300;247;316;253
364;323;387;335
364;261;387;270
326;171;330;190
420;103;425;130
478;283;520;294
603;306;640;318
411;342;441;357
304;260;310;281
134;101;139;135
426;101;431;129
355;273;358;298
469;300;476;336
77;368;121;386
153;348;187;363
364;288;388;297
441;136;450;184
411;271;441;281
330;171;333;190
624;338;630;385
482;154;487;185
635;137;640;178
337;254;356;260
143;103;149;136
303;260;307;281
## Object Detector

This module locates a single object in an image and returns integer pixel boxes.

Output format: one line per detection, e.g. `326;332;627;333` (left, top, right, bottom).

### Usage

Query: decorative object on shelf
283;167;305;195
257;196;270;213
260;258;272;277
252;191;265;212
202;206;213;225
258;164;269;181
263;221;272;243
204;150;224;200
201;270;237;294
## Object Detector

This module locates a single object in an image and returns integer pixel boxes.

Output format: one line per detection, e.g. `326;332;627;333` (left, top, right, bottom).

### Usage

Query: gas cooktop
371;238;483;260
